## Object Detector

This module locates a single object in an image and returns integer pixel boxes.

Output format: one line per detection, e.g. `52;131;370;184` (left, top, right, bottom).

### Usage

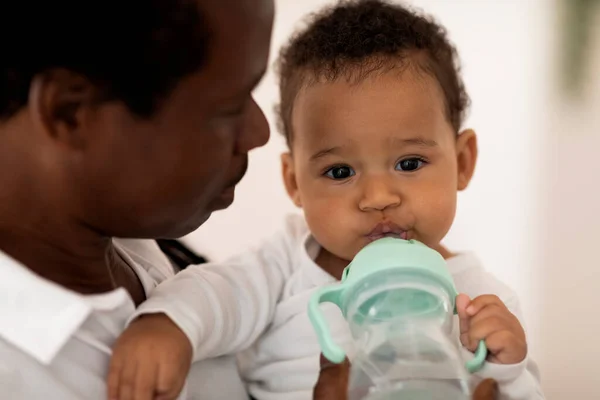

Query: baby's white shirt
134;214;544;400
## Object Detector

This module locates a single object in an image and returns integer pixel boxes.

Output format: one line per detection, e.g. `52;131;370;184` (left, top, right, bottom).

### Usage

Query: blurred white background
183;1;600;397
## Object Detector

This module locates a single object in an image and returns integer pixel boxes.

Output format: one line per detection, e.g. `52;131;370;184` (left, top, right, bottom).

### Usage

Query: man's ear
29;69;98;149
281;152;303;208
455;129;478;191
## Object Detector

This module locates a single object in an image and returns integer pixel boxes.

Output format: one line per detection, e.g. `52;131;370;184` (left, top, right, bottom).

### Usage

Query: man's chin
208;185;236;212
158;212;211;239
166;187;235;238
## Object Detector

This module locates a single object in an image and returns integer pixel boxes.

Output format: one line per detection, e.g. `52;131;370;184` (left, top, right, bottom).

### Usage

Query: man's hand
107;313;192;400
313;354;499;399
313;355;350;400
456;293;527;364
473;379;499;399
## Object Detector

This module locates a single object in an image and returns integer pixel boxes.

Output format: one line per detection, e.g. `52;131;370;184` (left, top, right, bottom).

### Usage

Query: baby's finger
117;358;139;400
456;293;471;328
462;335;479;353
466;295;506;316
107;355;123;400
470;305;524;347
469;303;514;327
455;293;471;348
484;330;527;364
133;360;158;400
467;316;507;350
469;315;506;340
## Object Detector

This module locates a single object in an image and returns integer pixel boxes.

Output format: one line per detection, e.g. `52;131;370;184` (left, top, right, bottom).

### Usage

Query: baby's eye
324;166;355;180
395;158;426;172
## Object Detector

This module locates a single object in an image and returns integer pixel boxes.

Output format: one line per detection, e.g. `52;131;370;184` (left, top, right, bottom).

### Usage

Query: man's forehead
201;0;273;58
200;0;274;24
180;0;271;110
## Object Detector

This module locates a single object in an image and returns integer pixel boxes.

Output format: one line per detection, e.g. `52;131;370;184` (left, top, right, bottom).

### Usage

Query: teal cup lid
308;238;487;373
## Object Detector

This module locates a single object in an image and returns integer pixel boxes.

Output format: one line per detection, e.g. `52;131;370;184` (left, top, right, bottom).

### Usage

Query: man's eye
324;166;355;180
220;99;249;118
221;106;245;118
395;158;426;172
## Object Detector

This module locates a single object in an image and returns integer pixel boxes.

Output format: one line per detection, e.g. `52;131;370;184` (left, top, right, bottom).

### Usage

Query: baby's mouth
366;222;409;242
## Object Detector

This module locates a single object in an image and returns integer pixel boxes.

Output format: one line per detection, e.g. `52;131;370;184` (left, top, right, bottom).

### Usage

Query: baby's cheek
304;200;352;252
435;201;456;239
416;188;457;243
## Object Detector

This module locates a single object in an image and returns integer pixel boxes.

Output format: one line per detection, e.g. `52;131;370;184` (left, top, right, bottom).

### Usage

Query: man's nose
236;96;270;153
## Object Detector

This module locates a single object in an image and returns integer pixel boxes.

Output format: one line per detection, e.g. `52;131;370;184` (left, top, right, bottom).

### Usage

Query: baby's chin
344;236;451;262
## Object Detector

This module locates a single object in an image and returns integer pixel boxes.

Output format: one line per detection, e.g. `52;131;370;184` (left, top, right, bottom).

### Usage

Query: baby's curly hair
276;0;469;147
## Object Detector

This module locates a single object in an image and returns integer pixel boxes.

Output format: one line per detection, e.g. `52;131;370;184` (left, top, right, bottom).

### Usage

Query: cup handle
465;340;488;373
453;294;488;373
307;284;347;364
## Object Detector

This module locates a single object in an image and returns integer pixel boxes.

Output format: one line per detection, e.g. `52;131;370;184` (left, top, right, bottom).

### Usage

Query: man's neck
0;222;117;294
0;120;145;302
0;212;148;305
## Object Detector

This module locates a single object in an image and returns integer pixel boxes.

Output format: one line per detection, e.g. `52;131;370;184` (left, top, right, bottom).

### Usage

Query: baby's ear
455;129;478;191
281;152;302;207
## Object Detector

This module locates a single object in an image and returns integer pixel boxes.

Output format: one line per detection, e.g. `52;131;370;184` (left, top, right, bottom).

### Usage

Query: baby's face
282;69;476;264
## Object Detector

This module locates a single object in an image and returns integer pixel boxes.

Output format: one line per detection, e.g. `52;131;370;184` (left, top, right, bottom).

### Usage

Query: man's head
0;0;274;239
277;0;478;263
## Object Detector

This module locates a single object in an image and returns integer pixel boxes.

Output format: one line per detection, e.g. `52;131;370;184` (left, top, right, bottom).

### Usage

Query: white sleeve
464;351;544;400
130;220;300;361
461;287;545;399
449;254;545;399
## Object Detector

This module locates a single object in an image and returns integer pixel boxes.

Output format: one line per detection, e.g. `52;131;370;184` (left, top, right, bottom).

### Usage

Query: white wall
182;1;600;397
535;5;600;397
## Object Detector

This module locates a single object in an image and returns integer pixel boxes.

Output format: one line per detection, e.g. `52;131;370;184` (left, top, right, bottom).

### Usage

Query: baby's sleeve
461;293;545;399
451;254;545;400
130;217;301;362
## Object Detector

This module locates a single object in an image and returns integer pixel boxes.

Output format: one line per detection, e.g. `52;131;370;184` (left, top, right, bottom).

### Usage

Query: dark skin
0;0;272;307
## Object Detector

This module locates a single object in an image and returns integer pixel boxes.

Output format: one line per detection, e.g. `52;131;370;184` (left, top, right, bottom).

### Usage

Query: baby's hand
456;294;527;365
107;313;192;400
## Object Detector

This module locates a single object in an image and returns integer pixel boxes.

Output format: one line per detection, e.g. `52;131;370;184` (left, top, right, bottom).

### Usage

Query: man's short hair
0;0;210;120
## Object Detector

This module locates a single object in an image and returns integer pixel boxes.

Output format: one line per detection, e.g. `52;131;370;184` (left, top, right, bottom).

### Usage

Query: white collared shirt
0;239;248;400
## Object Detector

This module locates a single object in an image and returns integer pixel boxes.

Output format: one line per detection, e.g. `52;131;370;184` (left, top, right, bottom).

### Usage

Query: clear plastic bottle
308;238;487;400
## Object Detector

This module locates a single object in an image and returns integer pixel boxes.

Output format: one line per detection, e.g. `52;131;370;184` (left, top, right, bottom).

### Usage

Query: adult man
0;0;272;398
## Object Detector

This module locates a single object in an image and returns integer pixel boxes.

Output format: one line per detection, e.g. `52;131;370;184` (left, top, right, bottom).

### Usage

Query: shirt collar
298;231;338;287
0;250;130;365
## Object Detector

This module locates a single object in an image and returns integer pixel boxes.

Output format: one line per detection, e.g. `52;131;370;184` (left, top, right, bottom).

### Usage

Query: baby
108;1;544;399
